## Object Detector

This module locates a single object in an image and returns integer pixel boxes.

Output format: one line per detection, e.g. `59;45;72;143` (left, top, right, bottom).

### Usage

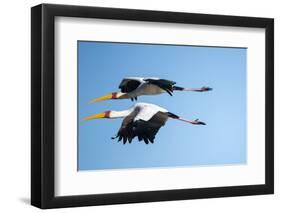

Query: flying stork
89;77;212;103
82;102;206;144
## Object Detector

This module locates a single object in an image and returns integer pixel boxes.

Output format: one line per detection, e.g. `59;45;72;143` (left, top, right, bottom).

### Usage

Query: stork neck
110;109;132;118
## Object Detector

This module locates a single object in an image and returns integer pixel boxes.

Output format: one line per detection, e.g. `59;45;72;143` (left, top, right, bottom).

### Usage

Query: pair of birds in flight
82;77;212;144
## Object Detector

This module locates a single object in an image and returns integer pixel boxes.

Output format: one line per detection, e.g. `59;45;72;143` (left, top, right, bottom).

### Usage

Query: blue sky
78;41;247;171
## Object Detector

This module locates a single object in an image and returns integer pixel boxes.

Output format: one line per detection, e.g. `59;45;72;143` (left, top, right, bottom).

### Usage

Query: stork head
88;92;128;104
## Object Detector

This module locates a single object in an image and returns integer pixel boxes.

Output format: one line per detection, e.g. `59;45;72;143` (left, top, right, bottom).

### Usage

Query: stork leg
173;86;212;92
177;118;206;125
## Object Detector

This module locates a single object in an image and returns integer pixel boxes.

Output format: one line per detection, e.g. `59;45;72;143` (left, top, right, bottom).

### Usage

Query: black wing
144;79;176;96
112;115;136;144
112;112;169;144
118;79;142;93
134;112;169;144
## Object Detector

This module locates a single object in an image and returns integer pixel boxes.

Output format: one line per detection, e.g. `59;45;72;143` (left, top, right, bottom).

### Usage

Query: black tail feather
166;112;180;119
172;86;184;91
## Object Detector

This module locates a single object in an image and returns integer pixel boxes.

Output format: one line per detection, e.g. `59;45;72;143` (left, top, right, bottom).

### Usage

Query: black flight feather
144;79;176;96
112;111;169;144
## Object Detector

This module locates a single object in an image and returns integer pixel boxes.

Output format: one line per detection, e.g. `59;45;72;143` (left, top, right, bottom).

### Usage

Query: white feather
133;103;168;121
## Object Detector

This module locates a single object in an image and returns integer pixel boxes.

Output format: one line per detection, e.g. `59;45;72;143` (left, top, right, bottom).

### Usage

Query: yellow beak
88;93;114;104
81;112;107;121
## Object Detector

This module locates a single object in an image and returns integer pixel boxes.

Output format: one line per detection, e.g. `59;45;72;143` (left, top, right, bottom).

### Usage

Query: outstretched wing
113;111;169;144
113;114;136;144
134;112;169;144
144;79;176;96
118;78;142;93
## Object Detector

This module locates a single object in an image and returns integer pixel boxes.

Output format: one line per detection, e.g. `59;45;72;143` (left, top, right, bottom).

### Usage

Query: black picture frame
31;3;274;209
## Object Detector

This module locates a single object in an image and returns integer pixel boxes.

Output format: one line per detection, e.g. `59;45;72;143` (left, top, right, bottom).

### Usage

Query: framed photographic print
31;3;274;209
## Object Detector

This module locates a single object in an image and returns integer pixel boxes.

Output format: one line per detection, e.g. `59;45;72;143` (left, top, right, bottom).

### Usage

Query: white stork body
89;77;212;103
132;83;165;96
119;77;166;98
82;102;205;144
133;102;168;121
